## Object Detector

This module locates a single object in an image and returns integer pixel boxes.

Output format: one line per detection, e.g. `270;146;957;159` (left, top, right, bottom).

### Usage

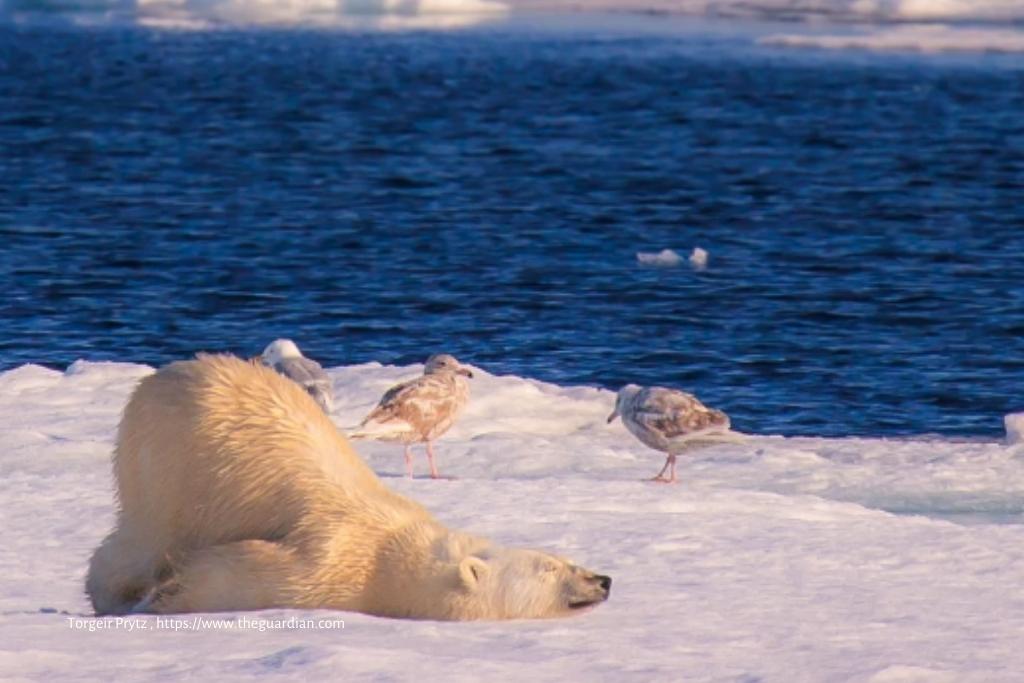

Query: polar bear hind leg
141;540;309;614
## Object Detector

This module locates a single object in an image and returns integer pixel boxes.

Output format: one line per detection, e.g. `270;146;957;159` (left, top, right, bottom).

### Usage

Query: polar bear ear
458;556;490;590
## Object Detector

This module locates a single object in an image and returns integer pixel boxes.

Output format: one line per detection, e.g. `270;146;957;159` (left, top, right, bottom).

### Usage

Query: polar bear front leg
143;540;308;614
86;528;164;615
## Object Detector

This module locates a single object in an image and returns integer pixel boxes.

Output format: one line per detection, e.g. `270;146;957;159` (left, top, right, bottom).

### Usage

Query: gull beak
606;409;619;424
458;367;474;379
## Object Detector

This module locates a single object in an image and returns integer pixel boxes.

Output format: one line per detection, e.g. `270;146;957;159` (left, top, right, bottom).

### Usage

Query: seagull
349;354;473;479
259;339;334;413
607;384;743;483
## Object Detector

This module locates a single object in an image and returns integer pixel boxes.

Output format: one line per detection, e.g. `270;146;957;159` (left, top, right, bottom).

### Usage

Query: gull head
262;339;303;365
425;353;474;378
607;384;643;424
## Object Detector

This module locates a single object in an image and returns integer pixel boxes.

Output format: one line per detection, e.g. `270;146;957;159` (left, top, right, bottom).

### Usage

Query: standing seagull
260;339;334;414
607;384;743;483
350;354;473;479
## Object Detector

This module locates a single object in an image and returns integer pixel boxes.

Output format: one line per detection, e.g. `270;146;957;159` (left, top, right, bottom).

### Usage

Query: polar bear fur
86;354;611;620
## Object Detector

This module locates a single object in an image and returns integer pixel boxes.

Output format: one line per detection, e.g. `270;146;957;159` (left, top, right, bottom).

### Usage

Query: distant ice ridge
7;0;1024;26
1;0;508;28
762;25;1024;54
158;0;508;29
501;0;1024;24
704;0;1024;22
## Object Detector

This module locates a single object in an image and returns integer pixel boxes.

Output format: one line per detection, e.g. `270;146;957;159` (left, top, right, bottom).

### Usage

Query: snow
2;359;1024;681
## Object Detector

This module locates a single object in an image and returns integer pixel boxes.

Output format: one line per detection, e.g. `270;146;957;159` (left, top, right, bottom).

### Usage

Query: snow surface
2;359;1024;681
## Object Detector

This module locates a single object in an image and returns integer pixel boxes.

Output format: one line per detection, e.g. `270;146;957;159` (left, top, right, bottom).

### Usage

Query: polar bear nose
596;575;611;593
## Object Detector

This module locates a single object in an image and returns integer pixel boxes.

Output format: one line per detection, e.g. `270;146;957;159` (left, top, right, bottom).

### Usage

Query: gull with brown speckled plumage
349;354;473;479
607;384;744;483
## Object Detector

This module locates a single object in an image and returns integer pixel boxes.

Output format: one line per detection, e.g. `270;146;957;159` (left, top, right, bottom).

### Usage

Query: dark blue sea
2;17;1023;437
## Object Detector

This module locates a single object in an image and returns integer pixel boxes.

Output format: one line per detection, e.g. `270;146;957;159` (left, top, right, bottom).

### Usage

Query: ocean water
2;17;1023;438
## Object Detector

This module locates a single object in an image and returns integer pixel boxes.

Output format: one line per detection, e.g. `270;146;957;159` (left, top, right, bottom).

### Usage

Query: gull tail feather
667;427;749;452
346;419;415;441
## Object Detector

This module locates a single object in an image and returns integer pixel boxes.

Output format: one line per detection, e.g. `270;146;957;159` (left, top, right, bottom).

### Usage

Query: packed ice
1;359;1022;681
636;249;683;268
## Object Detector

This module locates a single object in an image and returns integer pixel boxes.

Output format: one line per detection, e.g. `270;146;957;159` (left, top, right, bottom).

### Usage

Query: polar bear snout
566;570;612;610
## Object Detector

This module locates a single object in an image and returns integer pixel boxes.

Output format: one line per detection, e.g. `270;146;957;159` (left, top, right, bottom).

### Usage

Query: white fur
86;354;610;620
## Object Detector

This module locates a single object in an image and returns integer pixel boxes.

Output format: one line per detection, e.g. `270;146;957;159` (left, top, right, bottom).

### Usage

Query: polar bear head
407;533;610;620
452;546;612;620
368;521;611;621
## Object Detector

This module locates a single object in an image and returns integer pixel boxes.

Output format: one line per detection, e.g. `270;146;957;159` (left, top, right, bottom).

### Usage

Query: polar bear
85;354;611;620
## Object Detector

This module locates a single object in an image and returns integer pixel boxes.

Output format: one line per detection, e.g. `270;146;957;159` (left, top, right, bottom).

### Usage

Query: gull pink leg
404;445;414;478
649;455;671;482
650;454;677;484
426;441;440;479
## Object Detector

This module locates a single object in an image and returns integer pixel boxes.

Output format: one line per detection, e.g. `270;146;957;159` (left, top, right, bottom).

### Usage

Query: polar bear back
113;354;402;550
